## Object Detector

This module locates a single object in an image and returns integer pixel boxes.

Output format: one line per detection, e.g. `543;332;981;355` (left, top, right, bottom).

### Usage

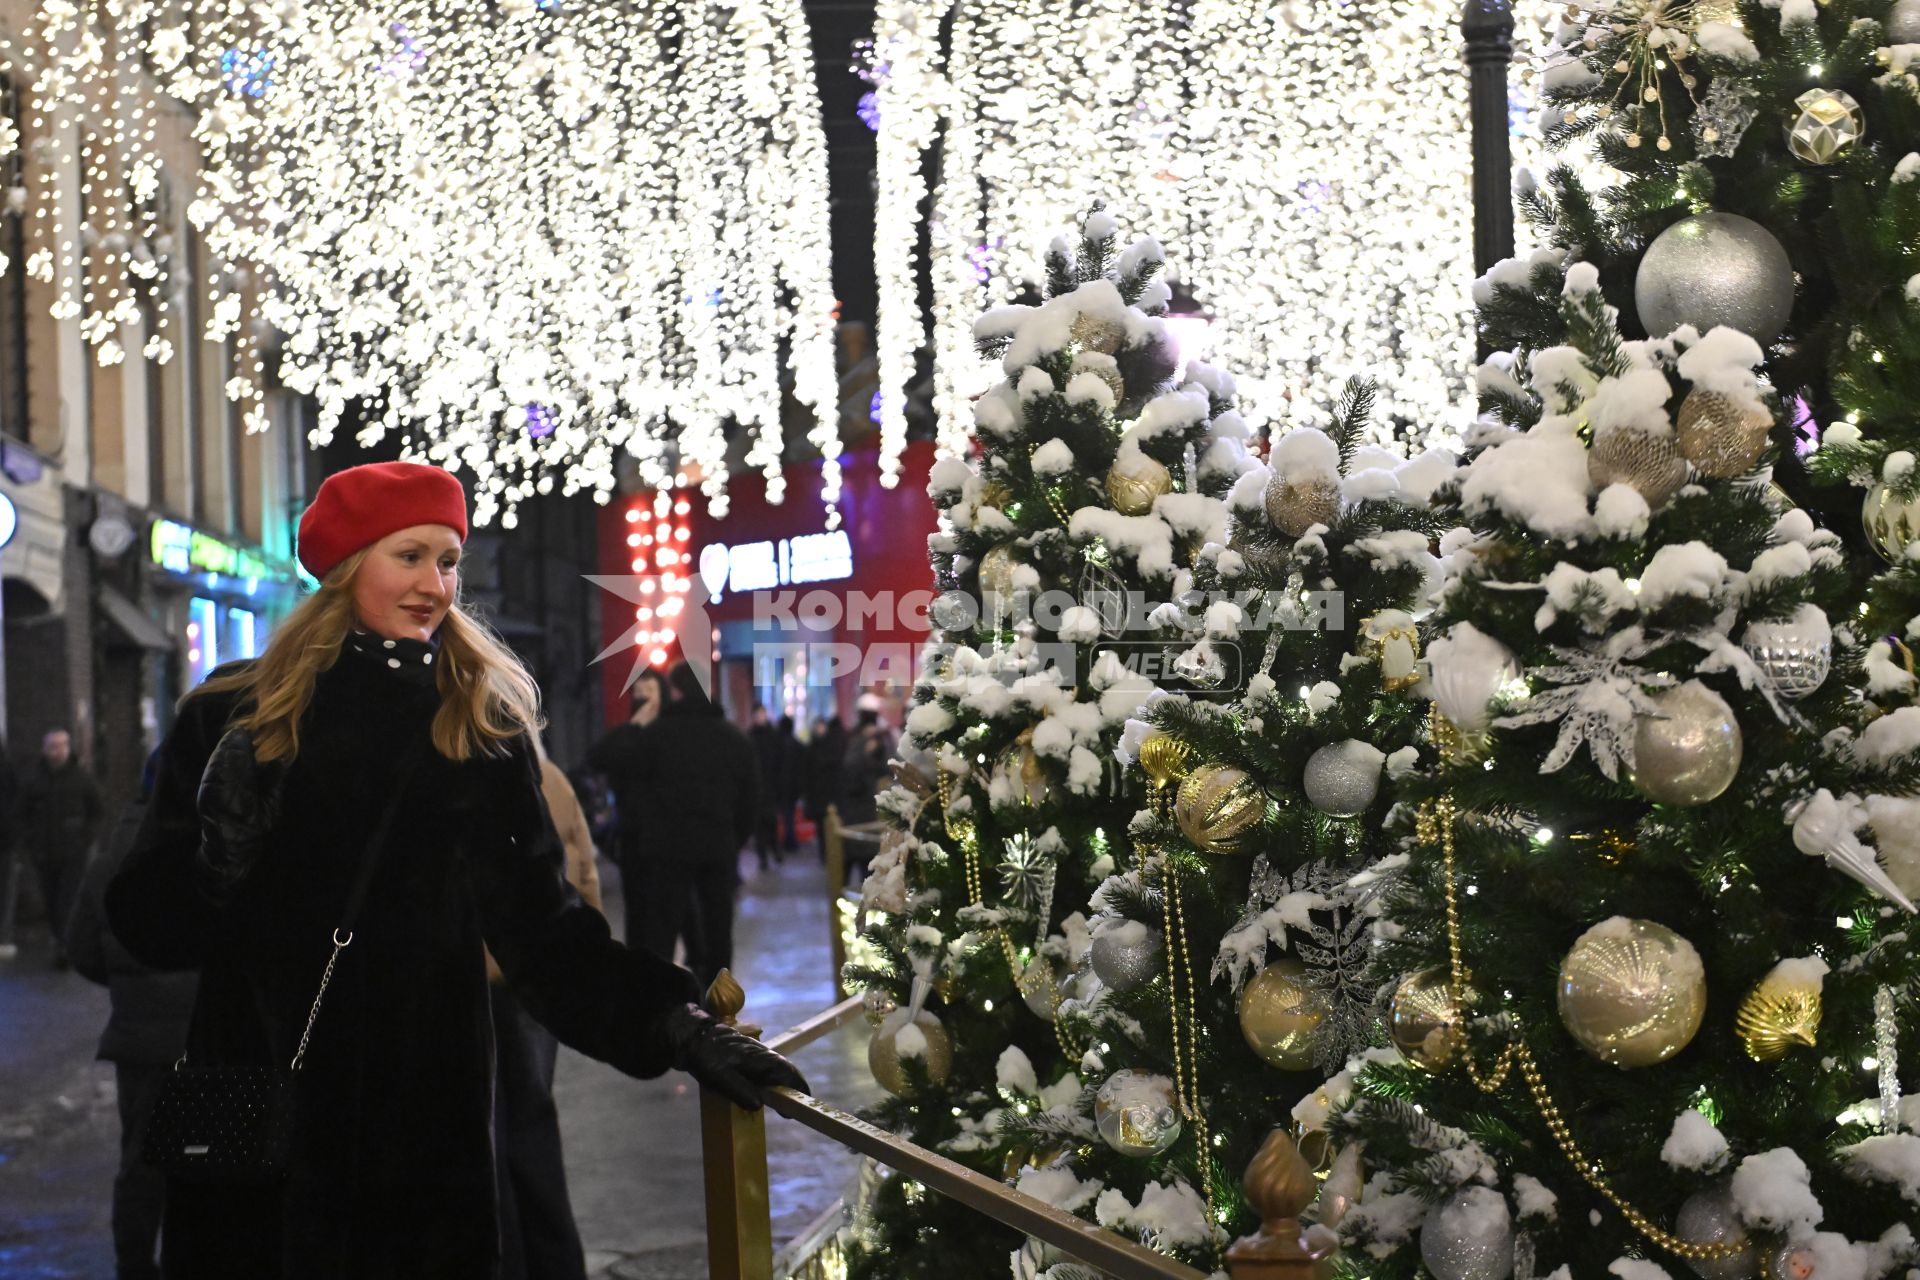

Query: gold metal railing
698;974;1336;1280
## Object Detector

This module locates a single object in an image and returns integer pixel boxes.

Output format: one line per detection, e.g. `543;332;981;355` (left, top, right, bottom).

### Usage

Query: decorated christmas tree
985;383;1457;1276
1320;228;1920;1275
843;208;1253;1278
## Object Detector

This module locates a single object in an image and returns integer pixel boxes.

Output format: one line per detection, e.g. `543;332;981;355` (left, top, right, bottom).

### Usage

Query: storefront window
187;596;218;687
225;606;258;661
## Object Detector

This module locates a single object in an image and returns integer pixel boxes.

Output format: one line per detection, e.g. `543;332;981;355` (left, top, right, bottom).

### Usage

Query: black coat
19;756;103;863
106;639;701;1280
589;699;758;866
66;797;197;1065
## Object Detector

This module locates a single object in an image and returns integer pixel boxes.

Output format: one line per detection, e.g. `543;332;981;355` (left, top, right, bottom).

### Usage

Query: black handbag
146;738;426;1184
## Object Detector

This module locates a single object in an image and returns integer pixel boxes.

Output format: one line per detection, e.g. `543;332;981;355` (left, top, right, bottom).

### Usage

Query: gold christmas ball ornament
1105;453;1173;516
1093;1069;1182;1157
1862;482;1920;562
1589;426;1689;510
1628;681;1743;808
1263;473;1341;537
1557;917;1707;1068
867;1008;954;1097
1137;732;1195;791
1070;310;1126;355
1785;87;1864;165
1735;958;1825;1062
1675;389;1772;478
976;542;1025;601
1237;957;1328;1071
1388;969;1473;1072
1174;764;1266;855
1071;352;1126;404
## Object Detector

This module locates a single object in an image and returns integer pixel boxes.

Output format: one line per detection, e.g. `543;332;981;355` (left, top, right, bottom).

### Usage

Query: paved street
0;851;880;1279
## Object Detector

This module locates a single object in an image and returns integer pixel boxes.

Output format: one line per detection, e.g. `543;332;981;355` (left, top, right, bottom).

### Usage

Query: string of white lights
0;2;841;525
875;0;1480;458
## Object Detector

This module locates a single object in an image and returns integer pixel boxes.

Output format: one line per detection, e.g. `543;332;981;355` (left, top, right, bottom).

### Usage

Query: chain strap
1424;706;1742;1264
291;928;353;1072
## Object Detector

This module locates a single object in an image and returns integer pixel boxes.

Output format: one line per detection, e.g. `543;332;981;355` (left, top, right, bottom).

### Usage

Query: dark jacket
802;723;846;822
589;698;758;866
106;642;701;1280
749;722;787;815
20;756;103;863
66;796;197;1064
839;725;894;826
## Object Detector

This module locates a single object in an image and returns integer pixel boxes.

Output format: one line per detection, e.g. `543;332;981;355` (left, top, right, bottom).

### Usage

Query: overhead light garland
871;0;1479;465
0;0;841;527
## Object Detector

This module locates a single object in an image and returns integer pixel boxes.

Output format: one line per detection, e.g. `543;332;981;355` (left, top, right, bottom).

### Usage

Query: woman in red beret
106;461;805;1279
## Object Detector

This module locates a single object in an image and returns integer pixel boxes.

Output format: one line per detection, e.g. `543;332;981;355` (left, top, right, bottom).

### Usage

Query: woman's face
352;524;462;643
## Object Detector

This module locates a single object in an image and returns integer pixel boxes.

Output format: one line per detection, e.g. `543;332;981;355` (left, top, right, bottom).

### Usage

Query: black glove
663;1004;810;1110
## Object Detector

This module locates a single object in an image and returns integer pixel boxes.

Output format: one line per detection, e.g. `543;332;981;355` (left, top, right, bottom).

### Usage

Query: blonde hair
192;547;544;763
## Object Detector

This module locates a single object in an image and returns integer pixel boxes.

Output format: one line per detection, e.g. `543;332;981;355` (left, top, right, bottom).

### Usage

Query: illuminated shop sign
712;530;854;594
150;518;281;583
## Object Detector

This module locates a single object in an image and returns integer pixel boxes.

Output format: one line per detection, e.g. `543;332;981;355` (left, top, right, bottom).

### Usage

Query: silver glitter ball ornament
1675;1185;1758;1280
1739;604;1831;700
1890;0;1920;42
1635;213;1794;345
1628;680;1742;808
1093;1069;1182;1157
1418;1186;1514;1280
1302;739;1383;817
1589;425;1689;510
1090;922;1163;992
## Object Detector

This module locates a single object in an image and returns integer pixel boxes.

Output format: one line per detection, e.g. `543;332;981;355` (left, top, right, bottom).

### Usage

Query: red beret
297;462;469;580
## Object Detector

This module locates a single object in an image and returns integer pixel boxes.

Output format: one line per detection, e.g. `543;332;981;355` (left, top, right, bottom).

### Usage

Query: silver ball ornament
1019;957;1063;1022
1675;1185;1758;1280
1090;922;1163;993
1093;1069;1182;1157
1628;681;1742;808
1739;604;1831;700
1862;482;1920;561
1302;739;1384;817
1890;0;1920;42
977;543;1024;601
1635;213;1794;345
1418;1186;1514;1280
867;1008;954;1097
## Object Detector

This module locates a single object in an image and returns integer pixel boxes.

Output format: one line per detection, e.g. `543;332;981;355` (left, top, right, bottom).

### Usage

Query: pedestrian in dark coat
802;717;846;860
839;708;894;828
66;748;194;1280
774;715;803;853
105;462;805;1280
593;665;758;988
20;726;103;965
748;705;784;870
586;668;666;941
